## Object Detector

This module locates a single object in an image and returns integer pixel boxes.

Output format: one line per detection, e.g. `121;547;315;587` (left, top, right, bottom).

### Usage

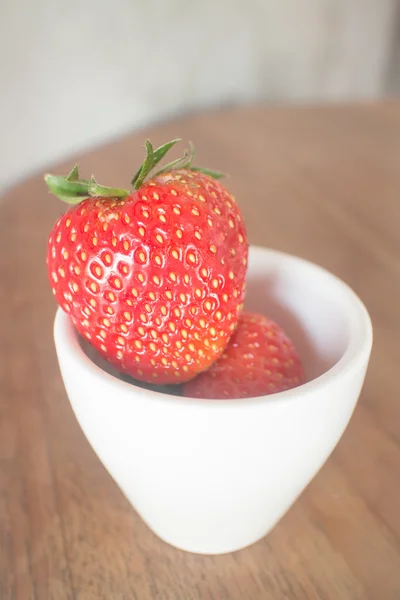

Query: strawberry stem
44;139;225;205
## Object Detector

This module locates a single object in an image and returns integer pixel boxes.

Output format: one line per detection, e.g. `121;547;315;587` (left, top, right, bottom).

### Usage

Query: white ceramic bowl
54;246;372;555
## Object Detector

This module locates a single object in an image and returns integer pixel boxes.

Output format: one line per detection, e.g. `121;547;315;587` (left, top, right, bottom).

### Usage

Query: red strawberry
46;139;248;384
183;312;305;399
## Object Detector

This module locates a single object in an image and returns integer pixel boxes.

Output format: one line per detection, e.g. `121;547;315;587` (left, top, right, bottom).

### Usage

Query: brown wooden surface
1;102;400;599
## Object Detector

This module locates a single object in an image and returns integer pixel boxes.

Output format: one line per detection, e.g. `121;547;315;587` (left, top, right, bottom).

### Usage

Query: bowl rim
54;245;373;408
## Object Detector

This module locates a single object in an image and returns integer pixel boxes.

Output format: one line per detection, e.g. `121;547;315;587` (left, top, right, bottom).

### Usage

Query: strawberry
183;312;305;399
46;139;248;384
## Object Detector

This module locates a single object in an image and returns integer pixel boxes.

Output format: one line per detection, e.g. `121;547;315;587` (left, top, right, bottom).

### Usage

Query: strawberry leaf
180;141;196;170
132;140;155;189
44;173;91;205
88;177;129;198
45;170;129;204
152;149;190;177
66;164;80;182
131;138;181;188
152;138;182;165
152;141;196;177
191;166;225;180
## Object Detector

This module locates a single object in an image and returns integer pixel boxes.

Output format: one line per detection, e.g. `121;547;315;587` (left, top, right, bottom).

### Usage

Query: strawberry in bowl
46;140;248;384
183;312;305;399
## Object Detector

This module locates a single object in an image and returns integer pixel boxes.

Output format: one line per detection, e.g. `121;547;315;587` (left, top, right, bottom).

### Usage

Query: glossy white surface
54;246;372;554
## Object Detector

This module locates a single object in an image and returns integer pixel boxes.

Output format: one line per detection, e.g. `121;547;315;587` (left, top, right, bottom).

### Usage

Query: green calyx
44;139;225;205
44;165;129;205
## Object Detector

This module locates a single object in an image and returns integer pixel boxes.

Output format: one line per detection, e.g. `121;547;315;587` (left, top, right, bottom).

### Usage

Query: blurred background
0;0;399;192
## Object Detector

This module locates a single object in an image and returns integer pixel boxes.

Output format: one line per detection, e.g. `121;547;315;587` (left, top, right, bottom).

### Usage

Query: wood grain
1;102;400;599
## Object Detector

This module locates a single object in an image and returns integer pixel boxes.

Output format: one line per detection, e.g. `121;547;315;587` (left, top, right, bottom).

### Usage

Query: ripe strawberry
46;139;248;384
183;312;305;399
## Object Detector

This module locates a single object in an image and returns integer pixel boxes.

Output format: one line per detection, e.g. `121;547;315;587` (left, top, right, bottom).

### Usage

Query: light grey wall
387;2;400;93
0;0;398;190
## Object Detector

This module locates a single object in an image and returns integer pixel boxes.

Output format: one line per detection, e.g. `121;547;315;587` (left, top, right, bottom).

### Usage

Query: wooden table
1;102;400;599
